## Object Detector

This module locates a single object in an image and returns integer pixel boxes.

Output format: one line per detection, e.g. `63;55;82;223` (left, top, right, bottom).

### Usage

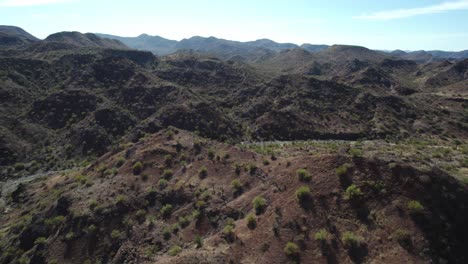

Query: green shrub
231;179;242;193
284;242;300;257
234;163;242;175
407;200;424;214
14;163;25;171
158;178;168;189
160;204;173;217
65;232;75;241
164;154;173;167
132;162;143;175
136;209;146;221
178;216;190;228
115;157;125;168
87;224;97;234
89;199;98;210
246;213;256;229
297;168;311;182
168;245;182;256
171;223;180;233
252;196;267;215
336;164;351;177
34;237;47;245
110;229;123;240
248;164;257;175
199;166;208;178
223;224;235;241
341;231;362;248
163;227;171;240
194;235;203;248
344;184;363;200
208;149;215;160
115;195;127;205
394;228;411;247
296;186;311;202
45;215;65;227
314;229;328;242
162;169;173;179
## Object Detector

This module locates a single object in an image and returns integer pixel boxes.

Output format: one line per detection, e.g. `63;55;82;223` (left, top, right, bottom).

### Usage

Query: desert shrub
199;166;208;178
297;168;311;182
111;229;123;240
34;237;47;245
344;184;363;200
89;199;98;210
171;223;180;233
314;229;328;242
179;216;190;228
45;215;65;227
115;157;125;168
75;174;93;186
14;163;25;171
87;224;97;234
248;164;257;175
336;163;351;177
160;204;173;217
284;242;300;257
65;232;75;241
394;229;412;248
296;186;311;202
136;209;146;221
132;162;143;175
348;148;362;157
231;179;242;193
252;196;267;215
192;209;202;220
162;169;173;179
407;200;424;214
208;149;215;160
234;163;242;175
163;227;171;240
194;235;203;248
223;224;235;241
168;245;182;256
263;159;270;165
164;154;173;167
115;195;127;205
158;178;168;189
246;213;256;229
341;231;362;248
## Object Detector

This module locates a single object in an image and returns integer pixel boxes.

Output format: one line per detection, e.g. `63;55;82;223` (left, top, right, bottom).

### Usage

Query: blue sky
1;0;467;51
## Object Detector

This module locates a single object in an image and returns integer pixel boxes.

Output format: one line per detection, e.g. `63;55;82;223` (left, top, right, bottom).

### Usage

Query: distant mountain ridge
0;25;467;62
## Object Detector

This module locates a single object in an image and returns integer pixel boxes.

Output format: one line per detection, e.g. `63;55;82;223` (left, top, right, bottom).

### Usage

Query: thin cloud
353;0;468;20
0;0;71;7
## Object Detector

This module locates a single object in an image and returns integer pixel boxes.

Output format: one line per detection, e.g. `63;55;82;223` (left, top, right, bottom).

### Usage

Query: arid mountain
0;25;39;46
45;32;128;49
0;26;467;264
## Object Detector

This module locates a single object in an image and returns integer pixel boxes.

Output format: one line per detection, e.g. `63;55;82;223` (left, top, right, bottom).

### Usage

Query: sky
1;0;468;51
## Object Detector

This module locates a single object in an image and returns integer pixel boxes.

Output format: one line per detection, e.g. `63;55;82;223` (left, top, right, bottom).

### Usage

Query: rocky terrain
0;25;467;264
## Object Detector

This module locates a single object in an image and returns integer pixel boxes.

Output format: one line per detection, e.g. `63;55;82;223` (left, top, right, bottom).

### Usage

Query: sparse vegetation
252;196;267;215
246;213;256;229
407;200;424;214
199;166;208;178
314;229;328;242
344;184;363;200
162;169;173;178
168;245;182;256
296;186;311;202
111;229;123;240
336;163;351;177
297;168;311;181
132;161;143;175
231;179;242;193
341;231;363;248
160;204;173;217
284;242;300;257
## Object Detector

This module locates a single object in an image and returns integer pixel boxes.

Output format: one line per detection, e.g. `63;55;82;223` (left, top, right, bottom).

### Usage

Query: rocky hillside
0;129;467;264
